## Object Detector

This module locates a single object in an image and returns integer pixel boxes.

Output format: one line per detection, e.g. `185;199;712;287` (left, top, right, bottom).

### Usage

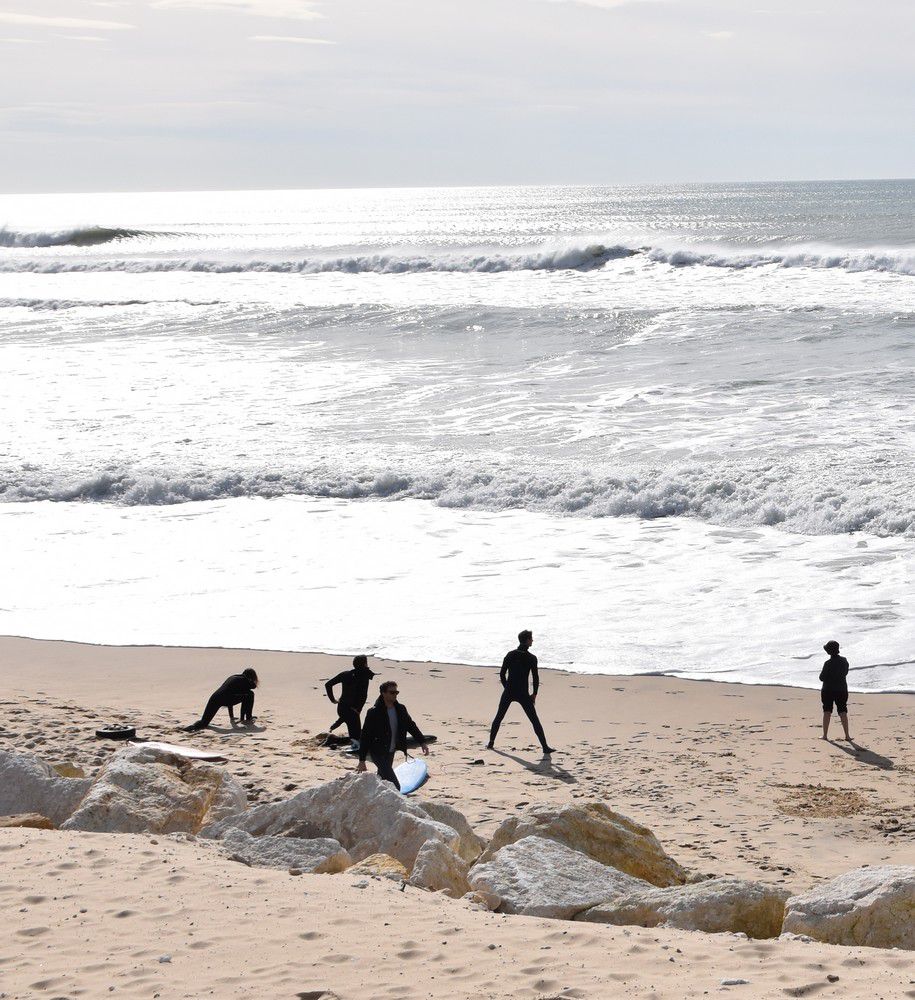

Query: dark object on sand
322;732;437;748
95;725;136;741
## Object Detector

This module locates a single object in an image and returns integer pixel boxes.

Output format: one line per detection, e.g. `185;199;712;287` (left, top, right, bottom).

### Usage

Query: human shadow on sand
489;748;576;784
829;740;894;770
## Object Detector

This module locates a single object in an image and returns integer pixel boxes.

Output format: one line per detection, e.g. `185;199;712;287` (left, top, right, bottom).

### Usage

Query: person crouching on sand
356;680;429;790
820;640;851;741
185;668;258;731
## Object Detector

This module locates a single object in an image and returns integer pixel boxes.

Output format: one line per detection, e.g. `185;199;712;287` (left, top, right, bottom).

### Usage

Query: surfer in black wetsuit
356;680;429;790
820;640;851;741
324;655;376;747
487;630;555;755
184;668;258;731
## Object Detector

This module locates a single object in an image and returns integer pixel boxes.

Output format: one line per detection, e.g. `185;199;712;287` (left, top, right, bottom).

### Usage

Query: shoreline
4;632;912;696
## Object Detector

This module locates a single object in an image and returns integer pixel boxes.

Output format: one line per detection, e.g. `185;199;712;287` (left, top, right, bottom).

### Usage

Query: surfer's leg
518;695;553;753
185;693;223;731
487;690;513;748
370;750;400;790
339;704;361;742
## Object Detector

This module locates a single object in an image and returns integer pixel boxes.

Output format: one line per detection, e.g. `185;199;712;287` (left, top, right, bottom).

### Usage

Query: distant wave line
2;240;913;275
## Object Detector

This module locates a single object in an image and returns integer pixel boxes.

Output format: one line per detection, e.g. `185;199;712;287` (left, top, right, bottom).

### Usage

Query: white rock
409;839;471;898
782;866;915;950
62;745;247;835
576;877;790;938
416;799;485;863
468;835;647;919
0;750;92;826
478;802;686;887
221;829;351;873
203;773;462;868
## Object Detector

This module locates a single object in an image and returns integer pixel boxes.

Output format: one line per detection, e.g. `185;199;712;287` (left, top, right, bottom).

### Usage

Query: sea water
1;182;913;690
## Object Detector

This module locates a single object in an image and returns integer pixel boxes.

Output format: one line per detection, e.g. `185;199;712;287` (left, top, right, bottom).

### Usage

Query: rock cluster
2;747;912;950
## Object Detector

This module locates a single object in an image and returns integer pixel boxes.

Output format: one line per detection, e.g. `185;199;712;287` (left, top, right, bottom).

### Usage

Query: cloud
61;35;109;42
706;30;734;39
0;11;134;30
150;0;323;19
249;33;333;43
543;0;668;8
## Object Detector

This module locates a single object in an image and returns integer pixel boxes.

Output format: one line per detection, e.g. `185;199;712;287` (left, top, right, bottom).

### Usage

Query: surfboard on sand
394;757;428;795
128;740;228;761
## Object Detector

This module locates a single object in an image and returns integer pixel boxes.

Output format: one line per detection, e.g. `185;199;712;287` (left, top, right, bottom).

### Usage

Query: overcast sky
1;0;912;191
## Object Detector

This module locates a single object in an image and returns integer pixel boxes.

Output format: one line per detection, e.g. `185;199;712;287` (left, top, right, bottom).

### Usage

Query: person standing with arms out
820;640;852;741
184;668;258;731
324;654;376;748
487;630;555;755
356;680;429;789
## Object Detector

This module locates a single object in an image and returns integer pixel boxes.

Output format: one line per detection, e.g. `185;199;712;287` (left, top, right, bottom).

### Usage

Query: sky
0;0;912;191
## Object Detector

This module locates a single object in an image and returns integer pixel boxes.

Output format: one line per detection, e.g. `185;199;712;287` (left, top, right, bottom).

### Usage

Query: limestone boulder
478;802;686;887
62;745;247;835
416;800;485;863
0;813;56;830
468;836;647;919
203;773;461;868
221;828;351;873
577;877;790;938
782;866;915;950
0;750;92;826
410;840;471;898
348;854;409;882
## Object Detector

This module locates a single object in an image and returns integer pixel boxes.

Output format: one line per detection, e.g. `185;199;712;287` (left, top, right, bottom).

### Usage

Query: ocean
1;181;913;690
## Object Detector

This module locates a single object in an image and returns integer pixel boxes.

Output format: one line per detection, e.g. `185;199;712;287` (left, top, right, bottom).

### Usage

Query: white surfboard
394;757;428;795
128;740;228;761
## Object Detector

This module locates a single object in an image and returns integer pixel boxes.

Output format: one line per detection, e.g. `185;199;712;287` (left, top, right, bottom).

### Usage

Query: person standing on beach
184;668;258;731
820;640;852;741
324;655;376;748
487;630;555;755
356;680;429;790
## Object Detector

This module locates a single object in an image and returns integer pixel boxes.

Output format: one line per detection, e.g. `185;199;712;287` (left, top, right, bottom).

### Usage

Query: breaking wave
647;246;915;275
2;240;913;275
3;458;914;538
0;226;157;249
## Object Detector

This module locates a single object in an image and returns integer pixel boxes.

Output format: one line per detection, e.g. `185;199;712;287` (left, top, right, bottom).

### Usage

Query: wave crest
3;459;913;538
2;239;912;276
0;226;155;249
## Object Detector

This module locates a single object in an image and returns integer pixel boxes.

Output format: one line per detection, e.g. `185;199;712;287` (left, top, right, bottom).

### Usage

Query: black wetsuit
190;674;256;730
325;666;375;741
488;646;549;752
358;697;427;790
819;654;849;714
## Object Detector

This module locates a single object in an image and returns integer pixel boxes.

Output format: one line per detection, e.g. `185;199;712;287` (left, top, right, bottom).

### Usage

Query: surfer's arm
325;672;345;703
404;710;428;750
531;657;540;698
499;655;509;688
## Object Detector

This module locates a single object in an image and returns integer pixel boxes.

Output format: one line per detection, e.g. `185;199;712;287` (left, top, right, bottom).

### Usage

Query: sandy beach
2;634;913;999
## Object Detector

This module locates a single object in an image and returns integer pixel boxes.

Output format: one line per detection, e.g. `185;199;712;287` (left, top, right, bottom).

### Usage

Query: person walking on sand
324;654;376;749
820;640;852;741
487;629;556;755
184;668;258;731
356;680;429;790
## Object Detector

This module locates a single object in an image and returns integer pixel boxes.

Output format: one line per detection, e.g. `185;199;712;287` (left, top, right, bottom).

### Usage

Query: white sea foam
2;457;914;537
